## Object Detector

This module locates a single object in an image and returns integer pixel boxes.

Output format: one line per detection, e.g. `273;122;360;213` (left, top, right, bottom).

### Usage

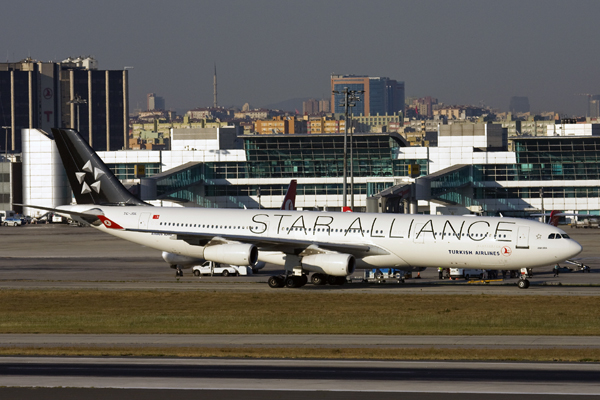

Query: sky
2;0;600;116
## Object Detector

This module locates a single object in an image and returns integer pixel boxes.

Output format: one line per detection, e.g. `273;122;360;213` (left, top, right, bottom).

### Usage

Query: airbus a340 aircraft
25;129;582;289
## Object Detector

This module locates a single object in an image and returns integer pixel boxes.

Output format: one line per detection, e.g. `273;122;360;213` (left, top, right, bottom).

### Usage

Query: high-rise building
0;56;129;152
509;96;530;114
302;99;319;115
589;95;600;119
147;93;165;111
330;75;405;117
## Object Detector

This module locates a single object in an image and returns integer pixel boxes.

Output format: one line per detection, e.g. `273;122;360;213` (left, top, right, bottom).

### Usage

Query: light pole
332;88;363;209
1;126;8;210
68;95;87;133
1;126;9;161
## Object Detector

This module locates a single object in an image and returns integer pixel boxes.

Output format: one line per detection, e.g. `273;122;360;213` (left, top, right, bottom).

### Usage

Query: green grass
1;289;599;335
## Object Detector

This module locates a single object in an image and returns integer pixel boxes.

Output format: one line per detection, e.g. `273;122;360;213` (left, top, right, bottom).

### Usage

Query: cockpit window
548;233;556;239
562;234;570;239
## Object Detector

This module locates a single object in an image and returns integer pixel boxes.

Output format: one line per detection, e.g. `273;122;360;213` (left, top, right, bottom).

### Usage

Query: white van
449;268;484;280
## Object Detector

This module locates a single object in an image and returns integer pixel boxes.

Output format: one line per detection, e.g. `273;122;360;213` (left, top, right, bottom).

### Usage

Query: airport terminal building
18;122;600;219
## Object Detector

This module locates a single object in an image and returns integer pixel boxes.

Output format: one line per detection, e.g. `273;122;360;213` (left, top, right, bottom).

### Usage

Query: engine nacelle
301;253;355;276
162;251;205;267
203;243;258;266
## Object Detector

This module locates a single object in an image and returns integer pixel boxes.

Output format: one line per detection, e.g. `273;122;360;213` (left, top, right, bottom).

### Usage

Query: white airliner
24;129;583;289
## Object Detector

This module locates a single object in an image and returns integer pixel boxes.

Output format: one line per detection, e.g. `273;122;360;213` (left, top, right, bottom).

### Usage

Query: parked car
192;261;252;277
3;217;22;227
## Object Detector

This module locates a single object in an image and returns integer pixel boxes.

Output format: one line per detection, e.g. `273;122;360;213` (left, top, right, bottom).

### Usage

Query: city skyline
2;0;600;116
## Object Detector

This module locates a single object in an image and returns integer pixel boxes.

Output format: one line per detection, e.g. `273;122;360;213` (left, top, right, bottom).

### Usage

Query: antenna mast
213;63;218;108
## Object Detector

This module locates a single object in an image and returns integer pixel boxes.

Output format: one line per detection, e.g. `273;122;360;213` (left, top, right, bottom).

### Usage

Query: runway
1;357;600;397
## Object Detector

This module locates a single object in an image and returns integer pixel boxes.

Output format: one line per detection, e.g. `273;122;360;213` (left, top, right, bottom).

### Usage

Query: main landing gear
268;274;307;288
268;273;346;289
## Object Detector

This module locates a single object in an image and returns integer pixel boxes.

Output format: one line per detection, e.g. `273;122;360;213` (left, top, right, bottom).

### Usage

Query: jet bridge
367;164;486;214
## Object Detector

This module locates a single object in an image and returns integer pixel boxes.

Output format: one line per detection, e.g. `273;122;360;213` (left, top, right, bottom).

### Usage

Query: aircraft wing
125;226;388;258
16;204;103;225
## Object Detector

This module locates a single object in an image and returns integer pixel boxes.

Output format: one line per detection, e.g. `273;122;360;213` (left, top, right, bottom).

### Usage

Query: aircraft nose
568;239;583;258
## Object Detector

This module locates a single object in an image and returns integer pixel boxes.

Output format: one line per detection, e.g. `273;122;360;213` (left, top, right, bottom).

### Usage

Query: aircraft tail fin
548;210;561;227
51;128;149;206
281;179;297;210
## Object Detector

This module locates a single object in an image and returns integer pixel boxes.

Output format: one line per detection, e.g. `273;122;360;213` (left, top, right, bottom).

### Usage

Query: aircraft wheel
193;270;200;277
311;273;326;285
518;279;529;289
268;275;284;288
285;276;299;288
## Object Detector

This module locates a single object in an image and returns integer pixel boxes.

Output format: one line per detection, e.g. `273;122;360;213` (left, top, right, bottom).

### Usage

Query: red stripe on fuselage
97;215;124;230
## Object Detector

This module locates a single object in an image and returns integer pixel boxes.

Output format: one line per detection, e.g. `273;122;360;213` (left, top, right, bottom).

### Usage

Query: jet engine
203;243;258;266
301;253;355;276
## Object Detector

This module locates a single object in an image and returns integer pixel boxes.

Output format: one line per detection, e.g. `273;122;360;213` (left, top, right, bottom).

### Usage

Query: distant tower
213;63;217;108
509;96;530;114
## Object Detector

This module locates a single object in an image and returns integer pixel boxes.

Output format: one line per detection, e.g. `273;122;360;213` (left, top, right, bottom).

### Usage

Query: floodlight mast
67;95;87;133
332;87;364;209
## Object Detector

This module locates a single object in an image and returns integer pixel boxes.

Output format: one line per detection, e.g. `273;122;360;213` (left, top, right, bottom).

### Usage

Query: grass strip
1;290;599;335
1;346;599;362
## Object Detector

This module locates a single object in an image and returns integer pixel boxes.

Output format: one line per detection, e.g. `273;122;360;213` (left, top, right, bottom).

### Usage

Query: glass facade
244;134;411;179
107;163;161;180
144;133;415;207
473;137;600;181
425;136;600;214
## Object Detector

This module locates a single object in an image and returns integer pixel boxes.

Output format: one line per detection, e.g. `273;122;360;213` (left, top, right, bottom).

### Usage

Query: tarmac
1;223;599;293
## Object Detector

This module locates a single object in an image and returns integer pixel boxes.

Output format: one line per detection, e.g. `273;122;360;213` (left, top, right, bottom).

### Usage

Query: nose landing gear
517;278;530;289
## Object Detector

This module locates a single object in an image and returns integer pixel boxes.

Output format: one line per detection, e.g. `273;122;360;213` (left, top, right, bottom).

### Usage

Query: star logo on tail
76;160;106;195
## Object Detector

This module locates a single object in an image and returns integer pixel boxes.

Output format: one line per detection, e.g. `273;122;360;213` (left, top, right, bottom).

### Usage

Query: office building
331;75;404;117
302;99;319;115
0;56;129;152
147;93;165;111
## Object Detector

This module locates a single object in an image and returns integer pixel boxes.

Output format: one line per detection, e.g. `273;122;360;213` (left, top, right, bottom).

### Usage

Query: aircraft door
516;226;529;249
139;212;151;230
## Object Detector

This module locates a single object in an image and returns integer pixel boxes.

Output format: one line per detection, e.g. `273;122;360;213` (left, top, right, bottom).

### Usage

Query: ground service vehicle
449;268;484;280
192;261;252;277
3;217;22;227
